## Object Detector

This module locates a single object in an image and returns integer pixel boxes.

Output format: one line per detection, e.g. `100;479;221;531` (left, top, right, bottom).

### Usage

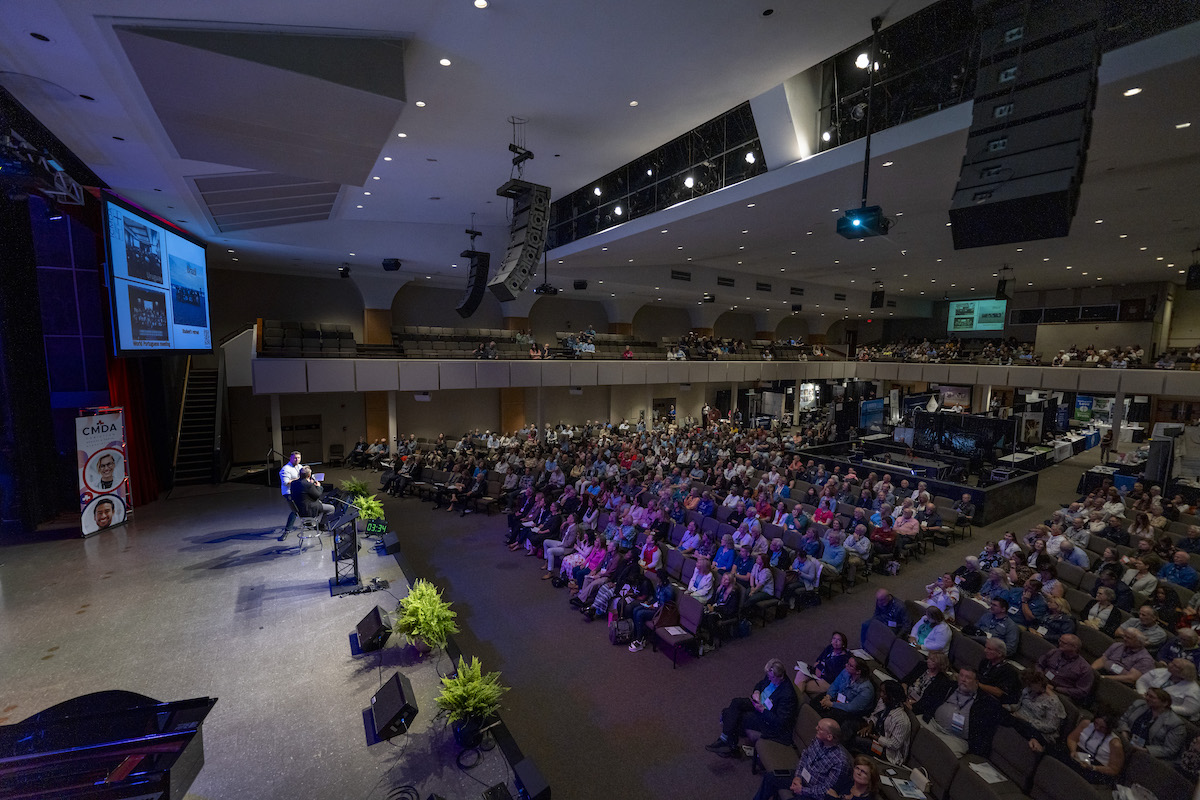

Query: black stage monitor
514;757;551;800
356;605;391;652
371;672;417;739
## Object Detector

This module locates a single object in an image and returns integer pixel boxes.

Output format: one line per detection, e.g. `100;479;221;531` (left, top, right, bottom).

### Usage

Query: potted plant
353;494;385;531
339;477;370;498
436;656;508;748
392;579;459;654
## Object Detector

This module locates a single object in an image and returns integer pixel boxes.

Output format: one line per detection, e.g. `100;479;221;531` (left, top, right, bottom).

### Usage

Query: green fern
354;494;385;521
393;579;459;649
436;656;508;723
340;477;370;497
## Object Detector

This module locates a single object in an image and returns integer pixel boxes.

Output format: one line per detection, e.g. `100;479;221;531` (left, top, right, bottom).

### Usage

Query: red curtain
106;355;160;507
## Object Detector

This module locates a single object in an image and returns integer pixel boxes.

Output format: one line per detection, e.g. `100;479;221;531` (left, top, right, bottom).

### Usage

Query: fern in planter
340;477;370;498
436;656;508;724
393;579;459;650
354;494;385;521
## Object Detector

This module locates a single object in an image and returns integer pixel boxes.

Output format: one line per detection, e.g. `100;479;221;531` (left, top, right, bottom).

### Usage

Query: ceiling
1;1;1198;327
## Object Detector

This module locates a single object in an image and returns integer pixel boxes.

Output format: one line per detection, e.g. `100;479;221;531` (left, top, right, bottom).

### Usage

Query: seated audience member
743;554;776;607
952;493;975;527
795;631;851;697
1062;713;1124;785
1004;578;1047;627
686;557;715;603
1004;668;1066;749
952;556;984;594
541;514;579;579
1092;627;1155;684
978;568;1011;602
748;717;851;800
923;572;961;623
900;650;953;710
731;543;755;583
570;539;619;605
850;681;910;766
786;550;824;607
975;638;1021;704
1056;539;1089;568
702;571;740;640
706;658;800;756
290;466;334;527
1134;658;1200;721
811;657;875;726
1179;525;1200;554
859;589;908;646
1036;634;1094;702
712;534;737;574
1117;604;1168;650
1079;586;1121;636
909;607;951;653
1117;687;1188;759
967;597;1020;654
913;666;1001;757
627;571;675;653
1122;558;1159;595
1158;628;1200;672
1158;549;1200;590
1037;596;1077;645
831;756;883;800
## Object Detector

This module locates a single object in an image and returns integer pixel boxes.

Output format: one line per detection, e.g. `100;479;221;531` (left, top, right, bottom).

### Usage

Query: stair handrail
171;355;192;474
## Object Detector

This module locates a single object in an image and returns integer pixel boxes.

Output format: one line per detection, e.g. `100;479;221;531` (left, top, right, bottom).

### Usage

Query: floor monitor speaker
356;605;391;652
381;530;401;555
371;672;417;739
513;757;550;800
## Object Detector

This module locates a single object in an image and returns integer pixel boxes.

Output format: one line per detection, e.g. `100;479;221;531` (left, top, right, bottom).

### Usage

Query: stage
0;482;515;800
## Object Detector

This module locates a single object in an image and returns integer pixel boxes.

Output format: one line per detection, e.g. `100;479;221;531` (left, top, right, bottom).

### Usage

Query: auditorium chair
947;754;1016;800
885;637;923;683
1028;750;1111;800
651;593;703;668
862;619;897;664
752;703;819;776
1123;747;1193;800
975;724;1043;794
712;584;744;648
664;550;684;583
908;727;959;800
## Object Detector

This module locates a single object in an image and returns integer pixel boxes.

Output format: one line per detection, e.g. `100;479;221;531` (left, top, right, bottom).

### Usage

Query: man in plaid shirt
750;717;851;800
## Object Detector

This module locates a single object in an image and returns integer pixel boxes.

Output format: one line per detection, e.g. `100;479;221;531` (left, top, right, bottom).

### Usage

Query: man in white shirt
280;451;303;529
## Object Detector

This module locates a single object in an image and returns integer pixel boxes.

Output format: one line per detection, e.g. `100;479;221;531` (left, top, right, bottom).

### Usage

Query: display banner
76;408;130;536
1074;395;1094;422
859;398;886;431
1055;404;1071;432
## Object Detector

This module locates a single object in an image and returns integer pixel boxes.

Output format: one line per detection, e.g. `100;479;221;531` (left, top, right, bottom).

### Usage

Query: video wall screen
947;299;1007;332
102;193;211;355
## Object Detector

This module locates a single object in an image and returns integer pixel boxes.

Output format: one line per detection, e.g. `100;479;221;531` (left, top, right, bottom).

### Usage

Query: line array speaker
371;672;418;740
488;180;551;302
455;249;491;318
949;0;1102;250
870;290;884;309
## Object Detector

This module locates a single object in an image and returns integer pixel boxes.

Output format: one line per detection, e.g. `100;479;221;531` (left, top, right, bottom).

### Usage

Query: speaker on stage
513;757;550;800
356;605;391;652
949;0;1102;249
371;672;417;740
381;530;401;555
456;250;491;319
488;180;551;302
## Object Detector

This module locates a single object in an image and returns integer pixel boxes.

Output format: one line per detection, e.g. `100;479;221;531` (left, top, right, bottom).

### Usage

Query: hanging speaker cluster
487;179;551;302
455;249;491;318
949;0;1102;249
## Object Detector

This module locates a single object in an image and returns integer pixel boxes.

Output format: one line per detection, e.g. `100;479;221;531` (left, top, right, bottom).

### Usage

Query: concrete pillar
535;386;545;440
500;387;525;433
730;382;739;413
270;394;283;460
387;390;398;445
1113;391;1125;444
364;392;389;442
645;384;654;426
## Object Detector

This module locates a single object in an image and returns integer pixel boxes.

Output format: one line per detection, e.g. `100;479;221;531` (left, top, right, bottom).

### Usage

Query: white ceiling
1;1;1198;326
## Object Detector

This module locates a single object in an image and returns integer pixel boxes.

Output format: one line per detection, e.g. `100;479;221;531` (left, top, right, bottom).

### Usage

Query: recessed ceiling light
1157;256;1164;260
780;268;785;272
227;249;235;253
1119;234;1128;238
415;101;426;107
1082;272;1088;275
660;229;668;233
831;208;839;213
1140;246;1148;250
231;257;239;261
895;212;903;216
1043;257;1050;261
945;222;951;226
363;191;371;195
806;231;813;235
349;253;355;256
936;258;942;262
601;247;608;251
1096;277;1103;281
677;245;683;250
1066;265;1072;269
426;275;432;279
629;100;638;107
372;176;380;180
439;58;452;66
356;204;363;208
747;203;755;208
1123;87;1142;96
1094;219;1102;223
628;259;633;263
397;133;407;138
1177;122;1192;129
742;229;748;234
383;156;392;161
881;161;894;167
611;293;616;297
475;0;488;7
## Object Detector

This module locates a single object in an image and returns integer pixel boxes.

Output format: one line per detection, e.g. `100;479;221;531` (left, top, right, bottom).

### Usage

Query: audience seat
885;638;923;683
949;633;985;672
1122;747;1192;800
1028;751;1110;800
1093;678;1140;719
753;702;819;777
979;724;1043;794
652;593;703;668
908;726;959;800
863;619;898;664
947;756;1018;800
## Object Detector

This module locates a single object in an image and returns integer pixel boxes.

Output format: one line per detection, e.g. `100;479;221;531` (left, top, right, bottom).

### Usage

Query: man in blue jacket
860;589;908;647
706;658;799;756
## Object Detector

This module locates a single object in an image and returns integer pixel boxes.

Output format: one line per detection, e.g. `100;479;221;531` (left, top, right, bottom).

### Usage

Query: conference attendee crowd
357;416;1198;799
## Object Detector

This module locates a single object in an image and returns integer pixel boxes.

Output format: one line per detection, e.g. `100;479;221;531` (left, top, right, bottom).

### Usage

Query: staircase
174;368;218;485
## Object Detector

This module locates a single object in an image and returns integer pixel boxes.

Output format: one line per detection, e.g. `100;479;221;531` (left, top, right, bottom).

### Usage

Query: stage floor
0;482;509;799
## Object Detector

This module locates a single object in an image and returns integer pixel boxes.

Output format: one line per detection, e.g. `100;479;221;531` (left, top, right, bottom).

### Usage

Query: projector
382;258;402;271
836;205;891;239
532;283;559;295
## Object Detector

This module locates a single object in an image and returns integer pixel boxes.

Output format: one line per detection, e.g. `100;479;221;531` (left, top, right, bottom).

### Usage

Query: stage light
684;176;695;188
745;152;756;164
836;206;890;238
855;53;870;69
614;205;622;216
822;131;832;142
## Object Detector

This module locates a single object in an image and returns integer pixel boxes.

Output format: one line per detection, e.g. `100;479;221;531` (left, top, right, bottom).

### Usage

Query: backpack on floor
608;616;634;645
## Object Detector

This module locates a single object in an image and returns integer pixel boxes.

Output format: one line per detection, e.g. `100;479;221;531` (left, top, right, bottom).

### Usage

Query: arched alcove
633;304;691;342
527;296;609;344
775;315;810;341
713;311;756;341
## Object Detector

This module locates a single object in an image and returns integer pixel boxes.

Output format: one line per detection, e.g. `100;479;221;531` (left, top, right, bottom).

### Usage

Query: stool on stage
287;497;323;544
